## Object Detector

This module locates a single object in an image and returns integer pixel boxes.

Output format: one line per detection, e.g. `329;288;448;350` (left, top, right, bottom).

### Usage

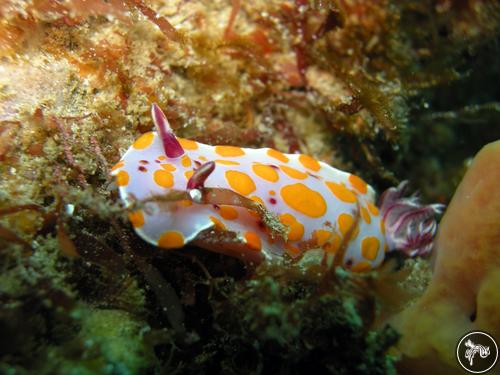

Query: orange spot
247;208;260;219
128;210;145;228
252;163;279;182
361;237;380;261
367;202;380;216
181;155;191;167
351;261;372;272
348;174;368;194
157;155;167;161
160;163;176;172
285;243;301;257
299;154;321;171
338;213;354;236
178;199;192;207
225;170;256;195
154;170;174;188
380;220;386;235
215;159;240;166
325;182;357;203
199;156;207;161
215;145;245;157
178;138;198;150
352;224;360;239
281;183;327;218
219;206;238;220
116;170;129;186
267;148;289;163
185;170;194;180
361;207;371;224
280;165;308;180
158;231;185;249
133;132;154;149
250;196;264;205
111;161;124;171
245;231;262;251
209;216;226;231
269;190;276;196
324;233;341;253
279;213;304;241
313;229;331;246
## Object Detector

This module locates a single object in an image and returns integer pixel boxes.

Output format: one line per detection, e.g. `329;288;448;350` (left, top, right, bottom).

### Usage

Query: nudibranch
112;104;444;271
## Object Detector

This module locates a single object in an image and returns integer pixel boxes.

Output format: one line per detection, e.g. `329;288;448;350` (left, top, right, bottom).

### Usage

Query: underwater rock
394;140;500;373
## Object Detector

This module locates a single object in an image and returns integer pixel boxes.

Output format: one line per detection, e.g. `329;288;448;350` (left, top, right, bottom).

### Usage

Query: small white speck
188;189;202;203
65;204;75;216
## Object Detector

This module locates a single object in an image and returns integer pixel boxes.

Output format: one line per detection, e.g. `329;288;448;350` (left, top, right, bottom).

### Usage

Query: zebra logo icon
457;331;498;373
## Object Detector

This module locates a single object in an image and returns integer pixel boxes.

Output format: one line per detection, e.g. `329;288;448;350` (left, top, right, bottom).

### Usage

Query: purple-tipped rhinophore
187;161;216;190
151;103;184;158
379;181;445;257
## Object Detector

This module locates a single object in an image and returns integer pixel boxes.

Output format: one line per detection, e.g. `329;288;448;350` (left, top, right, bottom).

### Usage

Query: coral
393;140;500;373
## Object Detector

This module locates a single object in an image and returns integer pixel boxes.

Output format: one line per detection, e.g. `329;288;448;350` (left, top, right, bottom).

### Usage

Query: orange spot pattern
279;213;304;241
185;170;194;180
348;174;368;194
280;165;308;180
209;216;226;231
338;213;354;236
247;208;260;219
157;155;167;161
225;170;256;195
215;159;240;165
154;170;174;188
158;231;185;249
361;237;380;261
219;206;238;220
380;220;386;235
299;154;321;171
313;229;331;246
215;145;245;157
178;138;198;150
367;202;379;216
178;200;192;207
181;155;192;167
160;163;176;171
116;170;129;186
133;132;154;149
128;210;145;228
252;163;279;182
361;207;371;224
250;196;264;206
111;161;124;171
281;183;327;218
325;182;357;203
245;231;262;251
325;233;341;253
351;261;371;272
267;148;289;163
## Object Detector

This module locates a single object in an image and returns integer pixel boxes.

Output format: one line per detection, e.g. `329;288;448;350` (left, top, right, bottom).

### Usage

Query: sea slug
112;104;443;270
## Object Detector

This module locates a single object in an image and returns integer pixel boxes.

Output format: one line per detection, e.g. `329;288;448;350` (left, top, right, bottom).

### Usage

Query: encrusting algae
0;0;500;373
